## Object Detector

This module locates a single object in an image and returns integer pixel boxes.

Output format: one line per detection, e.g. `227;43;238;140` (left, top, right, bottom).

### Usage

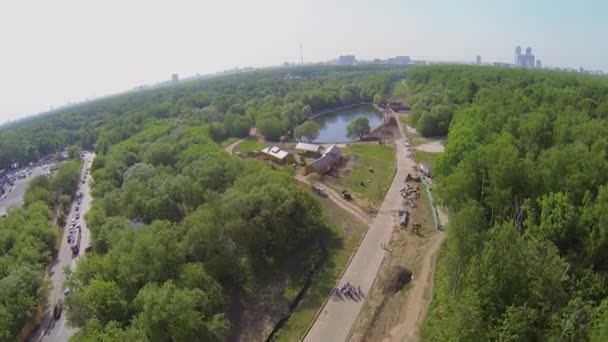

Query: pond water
311;105;384;143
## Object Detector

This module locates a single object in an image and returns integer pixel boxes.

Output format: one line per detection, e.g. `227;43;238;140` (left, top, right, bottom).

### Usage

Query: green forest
411;66;608;340
0;159;81;341
0;65;401;169
0;65;408;340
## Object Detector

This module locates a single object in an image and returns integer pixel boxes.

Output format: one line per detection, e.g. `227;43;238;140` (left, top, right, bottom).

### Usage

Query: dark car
53;302;63;319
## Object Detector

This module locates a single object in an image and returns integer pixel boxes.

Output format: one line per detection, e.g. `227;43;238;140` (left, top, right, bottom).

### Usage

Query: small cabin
261;146;294;165
295;142;322;158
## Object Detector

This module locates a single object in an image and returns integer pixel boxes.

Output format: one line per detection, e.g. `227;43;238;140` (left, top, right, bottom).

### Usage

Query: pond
310;105;384;143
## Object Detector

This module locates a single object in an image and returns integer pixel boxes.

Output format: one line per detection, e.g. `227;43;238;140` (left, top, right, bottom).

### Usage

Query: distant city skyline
1;0;607;123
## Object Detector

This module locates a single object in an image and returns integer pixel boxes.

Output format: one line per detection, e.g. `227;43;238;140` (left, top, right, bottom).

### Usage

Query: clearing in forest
334;144;396;209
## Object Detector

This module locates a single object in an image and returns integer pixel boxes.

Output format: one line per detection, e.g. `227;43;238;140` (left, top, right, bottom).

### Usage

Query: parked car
76;213;80;219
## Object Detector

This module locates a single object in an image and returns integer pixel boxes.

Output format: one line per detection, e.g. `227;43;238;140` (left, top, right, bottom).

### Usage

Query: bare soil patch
415;141;445;153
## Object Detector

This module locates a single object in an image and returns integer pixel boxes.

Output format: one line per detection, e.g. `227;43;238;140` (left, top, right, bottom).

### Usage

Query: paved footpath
304;114;417;342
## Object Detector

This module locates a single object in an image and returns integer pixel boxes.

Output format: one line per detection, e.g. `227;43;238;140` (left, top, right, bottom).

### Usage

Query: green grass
414;150;441;170
276;196;367;342
238;139;266;152
399;116;436;147
391;80;408;100
340;144;396;208
399;113;414;127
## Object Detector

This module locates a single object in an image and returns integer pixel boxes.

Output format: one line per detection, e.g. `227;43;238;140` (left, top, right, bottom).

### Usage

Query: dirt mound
384;267;413;294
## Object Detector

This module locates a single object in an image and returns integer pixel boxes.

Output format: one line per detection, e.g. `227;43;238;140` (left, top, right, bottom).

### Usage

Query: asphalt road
29;152;96;342
0;165;49;216
304;114;418;342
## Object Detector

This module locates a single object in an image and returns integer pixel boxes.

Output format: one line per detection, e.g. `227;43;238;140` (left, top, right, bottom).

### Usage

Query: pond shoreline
308;102;374;120
308;104;384;143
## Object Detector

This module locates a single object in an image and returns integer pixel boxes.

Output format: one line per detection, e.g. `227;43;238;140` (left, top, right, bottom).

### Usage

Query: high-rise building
171;73;179;82
514;46;536;68
475;55;482;65
536;60;542;68
338;55;356;65
515;46;522;64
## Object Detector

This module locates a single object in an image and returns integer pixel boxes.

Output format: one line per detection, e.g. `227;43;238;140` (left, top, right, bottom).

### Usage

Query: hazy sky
1;0;607;122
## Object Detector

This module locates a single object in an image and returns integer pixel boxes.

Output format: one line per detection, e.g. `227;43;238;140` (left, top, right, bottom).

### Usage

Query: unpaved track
225;139;369;224
294;175;370;224
386;232;445;341
224;138;245;154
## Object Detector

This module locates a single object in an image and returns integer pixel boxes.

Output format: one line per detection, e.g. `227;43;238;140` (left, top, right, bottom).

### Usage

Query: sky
1;0;607;122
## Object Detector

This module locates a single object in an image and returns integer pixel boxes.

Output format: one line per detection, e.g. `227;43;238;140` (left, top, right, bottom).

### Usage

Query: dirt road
347;112;448;342
294;174;370;224
385;232;445;341
303;112;418;342
224;138;245;154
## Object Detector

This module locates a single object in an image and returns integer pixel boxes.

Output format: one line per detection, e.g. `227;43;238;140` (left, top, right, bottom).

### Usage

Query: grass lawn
399;113;413;127
340;144;396;209
238;139;267;152
414;150;441;170
399;116;436;148
275;195;368;342
389;79;408;101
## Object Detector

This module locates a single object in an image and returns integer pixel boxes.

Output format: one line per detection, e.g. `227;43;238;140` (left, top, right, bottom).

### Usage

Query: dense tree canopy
294;121;320;142
0;65;404;170
414;65;608;340
347;116;371;139
0;64;410;339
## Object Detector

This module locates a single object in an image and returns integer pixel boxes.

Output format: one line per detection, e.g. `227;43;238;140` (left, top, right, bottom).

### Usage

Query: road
304;113;418;342
29;152;96;342
224;138;245;154
0;165;49;216
294;174;370;224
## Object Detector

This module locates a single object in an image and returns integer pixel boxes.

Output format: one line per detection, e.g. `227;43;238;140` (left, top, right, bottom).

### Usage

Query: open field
238;139;267;152
275;191;368;341
414;150;441;169
337;144;396;209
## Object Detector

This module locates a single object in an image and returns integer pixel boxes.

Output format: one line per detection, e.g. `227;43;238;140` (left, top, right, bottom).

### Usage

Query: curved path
225;138;370;224
303;112;418;342
224;138;246;154
294;175;369;224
